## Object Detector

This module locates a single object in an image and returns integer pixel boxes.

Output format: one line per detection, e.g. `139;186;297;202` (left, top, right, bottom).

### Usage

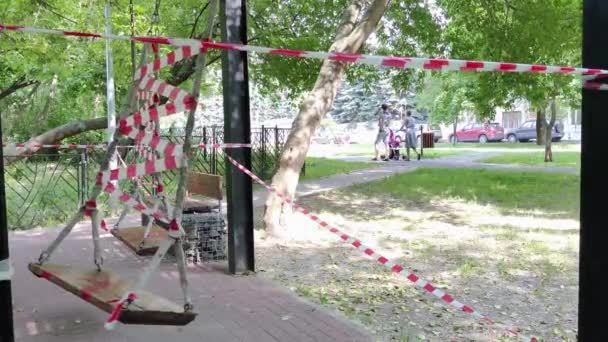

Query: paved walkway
10;218;372;342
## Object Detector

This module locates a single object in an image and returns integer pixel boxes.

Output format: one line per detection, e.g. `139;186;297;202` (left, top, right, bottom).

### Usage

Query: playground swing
110;94;172;257
109;0;171;257
27;5;218;325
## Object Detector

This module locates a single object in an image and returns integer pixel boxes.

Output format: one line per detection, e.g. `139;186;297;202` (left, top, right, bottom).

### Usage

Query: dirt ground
253;191;579;341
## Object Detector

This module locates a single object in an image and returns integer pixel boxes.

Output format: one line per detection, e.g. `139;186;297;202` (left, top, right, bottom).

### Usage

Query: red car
448;123;505;143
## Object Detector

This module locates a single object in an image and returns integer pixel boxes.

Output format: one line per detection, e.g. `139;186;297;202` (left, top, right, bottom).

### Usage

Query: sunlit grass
342;167;580;219
300;157;374;180
480;152;580;168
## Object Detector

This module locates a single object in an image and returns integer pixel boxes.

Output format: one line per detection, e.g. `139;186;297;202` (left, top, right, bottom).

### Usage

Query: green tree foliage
416;74;473;126
1;0;582;147
435;0;581;114
0;0;224;142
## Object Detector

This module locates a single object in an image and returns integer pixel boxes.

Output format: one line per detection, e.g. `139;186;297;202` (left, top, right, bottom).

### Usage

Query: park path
10;216;373;342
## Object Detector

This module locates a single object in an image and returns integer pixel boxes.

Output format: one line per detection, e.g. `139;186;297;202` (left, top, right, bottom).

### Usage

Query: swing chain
184;302;193;312
37;251;49;265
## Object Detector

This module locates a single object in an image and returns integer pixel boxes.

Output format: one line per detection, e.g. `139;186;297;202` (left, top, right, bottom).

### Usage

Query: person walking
401;110;421;161
373;104;391;161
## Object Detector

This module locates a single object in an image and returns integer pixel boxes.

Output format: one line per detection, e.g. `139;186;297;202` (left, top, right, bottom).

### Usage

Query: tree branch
34;0;77;24
167;53;221;86
3;117;107;165
0;78;39;102
190;1;210;38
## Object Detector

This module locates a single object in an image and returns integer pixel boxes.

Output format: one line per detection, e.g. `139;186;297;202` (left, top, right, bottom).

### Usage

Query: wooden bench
142;172;223;226
114;172;223;256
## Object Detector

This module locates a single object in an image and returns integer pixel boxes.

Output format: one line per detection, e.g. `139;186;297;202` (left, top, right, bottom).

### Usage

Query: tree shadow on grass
322;168;580;221
256;236;578;342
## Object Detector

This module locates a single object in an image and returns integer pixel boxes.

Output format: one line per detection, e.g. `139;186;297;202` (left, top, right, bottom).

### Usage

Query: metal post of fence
203;126;208;164
580;1;608;339
0;107;16;342
274;125;279;157
78;150;86;207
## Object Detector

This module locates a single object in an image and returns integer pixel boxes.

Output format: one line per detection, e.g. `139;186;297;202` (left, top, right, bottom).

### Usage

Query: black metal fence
4;126;291;230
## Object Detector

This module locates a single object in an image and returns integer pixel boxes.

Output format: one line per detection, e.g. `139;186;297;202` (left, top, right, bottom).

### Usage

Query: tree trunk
263;0;390;235
545;99;557;162
39;75;59;122
536;109;546;145
2;117;107;165
452;117;458;146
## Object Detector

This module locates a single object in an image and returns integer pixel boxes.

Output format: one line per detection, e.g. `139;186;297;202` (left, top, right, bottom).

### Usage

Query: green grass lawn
435;141;580;151
480;152;580;168
343;167;580;218
301;157;374;180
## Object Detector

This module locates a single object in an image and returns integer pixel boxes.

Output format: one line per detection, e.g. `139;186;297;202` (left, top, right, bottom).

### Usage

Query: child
387;128;401;160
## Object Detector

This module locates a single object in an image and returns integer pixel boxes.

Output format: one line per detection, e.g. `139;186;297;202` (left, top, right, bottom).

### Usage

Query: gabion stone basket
141;208;226;263
182;212;227;263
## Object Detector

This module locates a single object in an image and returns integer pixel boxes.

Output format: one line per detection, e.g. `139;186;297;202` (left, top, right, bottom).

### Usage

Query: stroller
387;128;405;160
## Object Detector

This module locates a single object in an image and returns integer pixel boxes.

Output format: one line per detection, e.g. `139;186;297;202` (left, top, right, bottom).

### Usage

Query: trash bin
422;132;435;148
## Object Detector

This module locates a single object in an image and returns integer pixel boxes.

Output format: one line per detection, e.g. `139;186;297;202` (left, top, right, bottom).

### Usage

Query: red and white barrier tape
3;144;109;150
2;143;251;150
583;81;608;90
137;90;161;109
96;155;185;185
126;129;183;158
139;75;194;103
100;182;166;222
83;200;108;232
224;154;538;342
105;292;137;330
136;46;196;80
1;23;606;82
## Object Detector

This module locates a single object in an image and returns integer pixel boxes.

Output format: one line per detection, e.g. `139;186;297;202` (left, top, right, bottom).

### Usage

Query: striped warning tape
224;154;539;342
105;292;137;330
125;129;184;158
1;23;605;82
96;155;185;185
82;200;108;232
583;81;608;90
100;182;166;222
136;45;196;80
2;143;251;150
139;75;194;104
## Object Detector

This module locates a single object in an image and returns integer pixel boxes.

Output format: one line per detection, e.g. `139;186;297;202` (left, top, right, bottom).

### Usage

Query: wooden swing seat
29;263;196;326
111;225;167;256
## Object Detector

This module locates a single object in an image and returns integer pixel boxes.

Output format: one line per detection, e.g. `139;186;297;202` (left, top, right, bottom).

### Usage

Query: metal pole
261;125;266;179
105;4;117;210
221;0;254;274
0;111;16;342
580;1;608;340
212;126;217;175
420;125;424;157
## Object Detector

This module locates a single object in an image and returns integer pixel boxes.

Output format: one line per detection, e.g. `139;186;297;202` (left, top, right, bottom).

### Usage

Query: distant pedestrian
373;104;391;161
401;111;420;161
